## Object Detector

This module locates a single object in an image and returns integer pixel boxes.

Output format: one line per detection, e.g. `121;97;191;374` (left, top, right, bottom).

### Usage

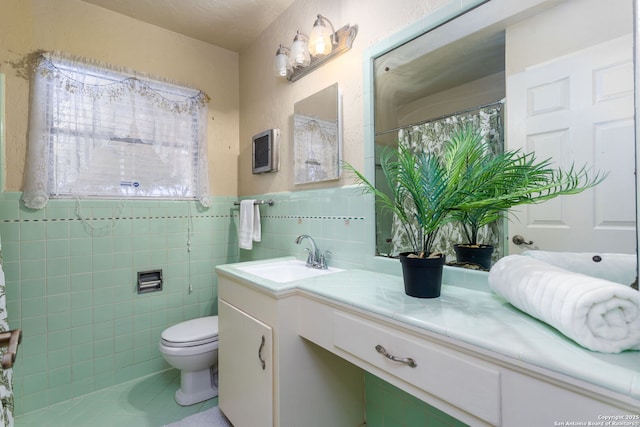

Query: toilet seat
161;316;219;348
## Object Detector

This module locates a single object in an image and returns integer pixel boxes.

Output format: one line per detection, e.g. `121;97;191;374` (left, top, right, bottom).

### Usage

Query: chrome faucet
295;234;330;269
295;234;319;266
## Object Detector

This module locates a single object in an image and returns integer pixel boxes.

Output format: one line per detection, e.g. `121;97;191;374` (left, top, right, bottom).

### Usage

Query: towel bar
233;199;274;206
0;329;22;369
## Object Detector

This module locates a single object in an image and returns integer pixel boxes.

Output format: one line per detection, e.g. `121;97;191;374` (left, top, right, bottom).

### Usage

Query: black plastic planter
399;252;446;298
453;244;494;270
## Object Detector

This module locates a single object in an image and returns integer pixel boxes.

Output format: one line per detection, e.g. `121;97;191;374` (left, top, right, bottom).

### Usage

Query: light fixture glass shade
289;31;310;67
309;15;333;56
274;45;291;77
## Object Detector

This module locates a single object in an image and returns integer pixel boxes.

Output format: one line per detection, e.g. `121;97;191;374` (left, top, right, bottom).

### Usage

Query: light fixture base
288;24;358;82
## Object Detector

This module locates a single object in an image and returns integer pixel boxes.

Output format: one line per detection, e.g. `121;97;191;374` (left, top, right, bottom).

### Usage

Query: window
22;52;211;209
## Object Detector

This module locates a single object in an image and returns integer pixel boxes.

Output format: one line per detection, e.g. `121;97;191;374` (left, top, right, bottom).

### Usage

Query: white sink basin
236;259;344;283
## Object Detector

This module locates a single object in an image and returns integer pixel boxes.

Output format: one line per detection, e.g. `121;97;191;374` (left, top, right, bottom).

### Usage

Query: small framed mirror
293;83;341;184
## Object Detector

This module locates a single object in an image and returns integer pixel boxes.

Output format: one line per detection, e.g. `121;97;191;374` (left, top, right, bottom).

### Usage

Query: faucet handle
303;248;315;267
319;250;332;269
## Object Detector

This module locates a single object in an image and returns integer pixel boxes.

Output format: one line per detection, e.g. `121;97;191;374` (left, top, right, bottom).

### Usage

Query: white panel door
506;35;636;254
218;299;273;427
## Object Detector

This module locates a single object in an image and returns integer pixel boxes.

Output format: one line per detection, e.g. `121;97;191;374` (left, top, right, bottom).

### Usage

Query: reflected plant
446;125;607;245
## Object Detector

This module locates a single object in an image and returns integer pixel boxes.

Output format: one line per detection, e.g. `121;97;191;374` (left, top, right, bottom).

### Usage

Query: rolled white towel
489;255;640;353
522;250;637;286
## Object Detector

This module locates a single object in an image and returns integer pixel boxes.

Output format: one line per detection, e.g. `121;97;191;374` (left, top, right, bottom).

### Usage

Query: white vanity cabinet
500;368;639;426
333;310;501;426
216;272;365;427
298;292;640;427
298;293;501;426
218;299;273;427
217;261;639;427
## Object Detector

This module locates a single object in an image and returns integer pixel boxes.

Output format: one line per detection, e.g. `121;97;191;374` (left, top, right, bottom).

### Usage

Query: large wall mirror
370;0;636;268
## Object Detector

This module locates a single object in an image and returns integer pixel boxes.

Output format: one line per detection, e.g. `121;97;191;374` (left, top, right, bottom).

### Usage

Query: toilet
159;316;219;406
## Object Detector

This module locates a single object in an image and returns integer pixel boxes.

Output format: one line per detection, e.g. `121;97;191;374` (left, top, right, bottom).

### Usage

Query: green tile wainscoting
235;186;372;268
2;187;465;426
0;193;239;415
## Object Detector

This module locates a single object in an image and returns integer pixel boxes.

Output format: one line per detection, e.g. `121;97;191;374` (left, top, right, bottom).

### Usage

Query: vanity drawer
334;311;501;426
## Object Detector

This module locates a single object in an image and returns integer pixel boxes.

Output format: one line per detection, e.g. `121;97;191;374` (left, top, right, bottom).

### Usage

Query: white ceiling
80;0;297;52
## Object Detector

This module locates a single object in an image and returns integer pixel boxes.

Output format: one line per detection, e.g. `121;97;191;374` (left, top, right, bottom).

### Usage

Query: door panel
218;299;273;427
507;35;635;254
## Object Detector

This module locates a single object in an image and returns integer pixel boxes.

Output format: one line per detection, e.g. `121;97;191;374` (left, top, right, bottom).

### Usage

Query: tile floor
15;369;218;427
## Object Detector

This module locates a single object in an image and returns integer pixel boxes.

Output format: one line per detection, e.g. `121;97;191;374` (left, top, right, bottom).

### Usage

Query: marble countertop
216;257;640;402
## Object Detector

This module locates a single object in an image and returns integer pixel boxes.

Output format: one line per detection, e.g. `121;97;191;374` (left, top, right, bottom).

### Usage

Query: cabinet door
218;299;273;427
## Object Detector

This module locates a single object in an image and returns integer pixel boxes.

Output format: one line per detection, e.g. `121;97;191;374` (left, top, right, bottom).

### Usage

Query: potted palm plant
346;144;464;298
446;125;606;270
346;124;604;295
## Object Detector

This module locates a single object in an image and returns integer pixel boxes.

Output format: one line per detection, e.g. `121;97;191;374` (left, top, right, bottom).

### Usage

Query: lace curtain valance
22;52;212;209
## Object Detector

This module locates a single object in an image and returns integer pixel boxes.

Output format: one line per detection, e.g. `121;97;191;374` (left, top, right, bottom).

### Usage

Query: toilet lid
161;316;219;346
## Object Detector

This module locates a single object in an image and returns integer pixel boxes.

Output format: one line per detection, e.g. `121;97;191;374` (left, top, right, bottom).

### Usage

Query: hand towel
522;250;637;286
489;254;640;353
238;200;261;250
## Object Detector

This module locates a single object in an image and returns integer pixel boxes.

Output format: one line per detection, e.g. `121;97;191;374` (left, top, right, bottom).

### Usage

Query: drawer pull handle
375;344;417;368
258;335;266;370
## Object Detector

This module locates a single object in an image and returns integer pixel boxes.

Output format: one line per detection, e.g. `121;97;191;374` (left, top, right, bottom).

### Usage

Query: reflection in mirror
372;0;636;268
294;83;341;184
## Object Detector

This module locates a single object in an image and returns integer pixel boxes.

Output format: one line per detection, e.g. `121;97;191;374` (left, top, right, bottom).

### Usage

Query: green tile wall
236;186;373;269
4;187;465;426
0;193;237;415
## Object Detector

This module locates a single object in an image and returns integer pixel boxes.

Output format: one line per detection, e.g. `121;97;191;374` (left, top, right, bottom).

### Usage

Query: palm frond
446;125;606;244
344;123;605;252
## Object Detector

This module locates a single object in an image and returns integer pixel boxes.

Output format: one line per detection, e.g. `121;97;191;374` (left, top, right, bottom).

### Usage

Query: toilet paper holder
137;269;163;294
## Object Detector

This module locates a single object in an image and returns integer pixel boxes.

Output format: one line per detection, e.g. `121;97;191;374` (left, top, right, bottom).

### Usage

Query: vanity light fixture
274;45;291;77
274;14;358;82
290;31;311;68
308;15;334;56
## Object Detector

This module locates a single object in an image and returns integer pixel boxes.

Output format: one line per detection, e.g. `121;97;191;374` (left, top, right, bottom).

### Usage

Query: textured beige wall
0;0;239;196
238;0;450;196
0;0;462;197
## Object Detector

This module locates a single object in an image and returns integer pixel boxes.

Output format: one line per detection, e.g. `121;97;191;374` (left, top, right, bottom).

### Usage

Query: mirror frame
360;0;640;278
